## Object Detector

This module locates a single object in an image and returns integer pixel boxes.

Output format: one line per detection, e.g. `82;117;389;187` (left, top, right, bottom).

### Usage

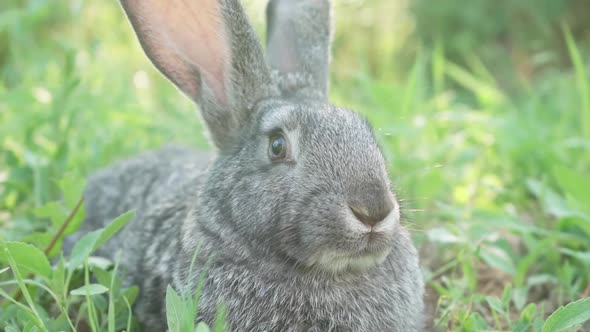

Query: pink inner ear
135;0;231;106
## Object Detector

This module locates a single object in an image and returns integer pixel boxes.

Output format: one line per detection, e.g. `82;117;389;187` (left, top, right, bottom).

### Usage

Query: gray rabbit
68;0;425;330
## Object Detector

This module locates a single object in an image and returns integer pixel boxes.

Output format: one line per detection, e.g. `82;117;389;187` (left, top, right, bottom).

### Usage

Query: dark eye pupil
271;137;285;156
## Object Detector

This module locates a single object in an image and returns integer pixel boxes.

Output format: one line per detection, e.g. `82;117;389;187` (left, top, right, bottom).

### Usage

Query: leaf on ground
479;245;516;275
195;322;211;332
33;201;67;228
68;211;134;270
426;227;462;243
122;285;140;306
63;203;86;236
166;285;186;332
485;296;505;314
33;199;86;236
58;176;86;208
554;166;590;215
70;283;109;296
542;296;590;332
0;241;51;279
94;210;135;250
559;248;590;265
87;256;113;270
527;179;583;219
68;230;102;270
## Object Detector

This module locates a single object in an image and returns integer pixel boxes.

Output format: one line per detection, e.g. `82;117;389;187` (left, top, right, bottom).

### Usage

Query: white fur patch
312;249;390;273
310;205;399;272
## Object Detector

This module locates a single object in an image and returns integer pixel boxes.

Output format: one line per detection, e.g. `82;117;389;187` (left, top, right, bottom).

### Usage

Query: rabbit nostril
350;206;383;226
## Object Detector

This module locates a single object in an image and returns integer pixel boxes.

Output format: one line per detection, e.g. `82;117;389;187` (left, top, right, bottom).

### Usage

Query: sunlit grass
1;0;589;331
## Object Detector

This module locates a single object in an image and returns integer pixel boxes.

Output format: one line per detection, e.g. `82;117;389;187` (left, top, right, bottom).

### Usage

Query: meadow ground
1;0;590;331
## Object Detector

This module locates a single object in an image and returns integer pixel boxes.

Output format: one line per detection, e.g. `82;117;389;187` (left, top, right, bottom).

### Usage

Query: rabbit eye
269;133;288;160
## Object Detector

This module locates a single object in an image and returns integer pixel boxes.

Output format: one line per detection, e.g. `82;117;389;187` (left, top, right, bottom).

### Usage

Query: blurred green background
1;0;590;330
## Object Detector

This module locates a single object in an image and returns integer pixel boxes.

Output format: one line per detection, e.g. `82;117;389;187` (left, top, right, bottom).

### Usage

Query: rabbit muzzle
308;203;400;273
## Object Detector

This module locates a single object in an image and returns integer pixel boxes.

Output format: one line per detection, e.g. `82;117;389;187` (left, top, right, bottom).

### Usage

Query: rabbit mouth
309;240;392;273
304;220;396;273
311;249;390;273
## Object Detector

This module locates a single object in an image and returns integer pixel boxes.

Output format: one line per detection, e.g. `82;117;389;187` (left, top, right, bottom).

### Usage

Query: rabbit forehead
257;100;376;141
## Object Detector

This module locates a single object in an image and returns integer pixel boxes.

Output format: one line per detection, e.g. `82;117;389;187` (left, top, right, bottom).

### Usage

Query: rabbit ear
266;0;332;100
120;0;276;150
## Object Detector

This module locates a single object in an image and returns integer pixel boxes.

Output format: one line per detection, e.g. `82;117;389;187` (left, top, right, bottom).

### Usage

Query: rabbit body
79;145;423;332
71;0;425;330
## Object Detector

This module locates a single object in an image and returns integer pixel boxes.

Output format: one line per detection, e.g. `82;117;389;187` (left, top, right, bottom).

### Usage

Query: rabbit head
120;0;402;273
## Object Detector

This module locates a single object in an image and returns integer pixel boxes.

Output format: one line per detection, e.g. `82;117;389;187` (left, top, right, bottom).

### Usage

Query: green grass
1;0;590;331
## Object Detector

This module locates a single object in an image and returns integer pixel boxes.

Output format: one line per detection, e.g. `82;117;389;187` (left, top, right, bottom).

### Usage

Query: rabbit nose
349;201;393;227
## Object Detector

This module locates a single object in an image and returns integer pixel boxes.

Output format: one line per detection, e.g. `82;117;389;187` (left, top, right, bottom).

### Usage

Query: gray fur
266;0;332;100
67;0;425;330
